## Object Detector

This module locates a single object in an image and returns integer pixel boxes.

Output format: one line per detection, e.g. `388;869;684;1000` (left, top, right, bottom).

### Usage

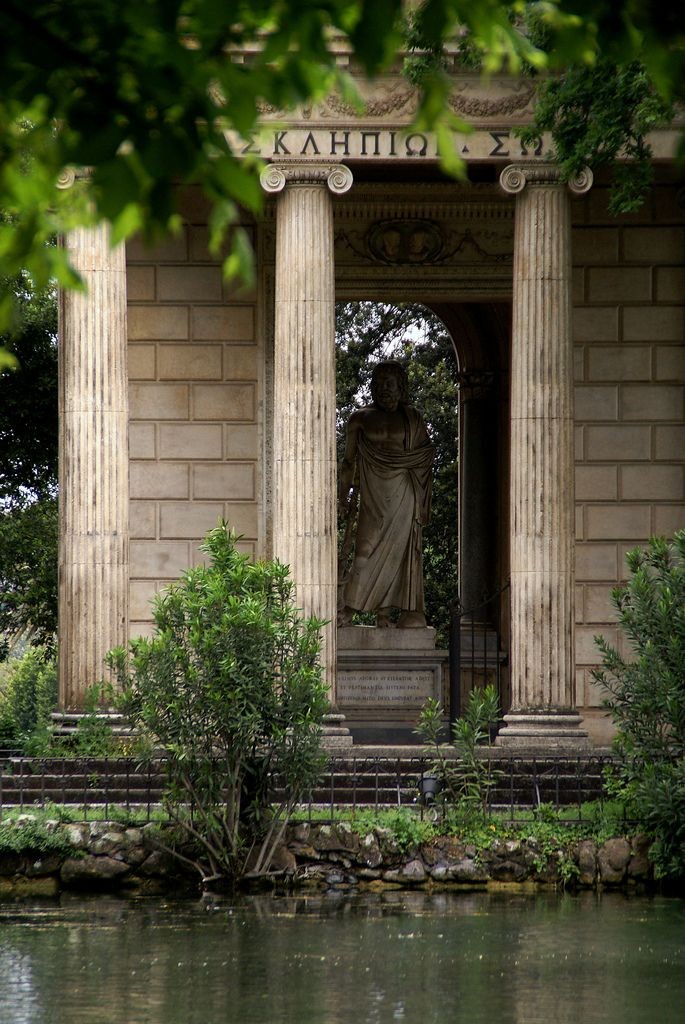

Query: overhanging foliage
0;2;683;330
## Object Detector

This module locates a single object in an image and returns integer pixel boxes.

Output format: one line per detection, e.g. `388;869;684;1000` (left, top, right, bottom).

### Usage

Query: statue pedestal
337;626;448;745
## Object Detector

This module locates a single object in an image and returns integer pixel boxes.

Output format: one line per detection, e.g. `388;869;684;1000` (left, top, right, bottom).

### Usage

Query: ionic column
497;164;592;748
260;162;353;706
58;222;129;707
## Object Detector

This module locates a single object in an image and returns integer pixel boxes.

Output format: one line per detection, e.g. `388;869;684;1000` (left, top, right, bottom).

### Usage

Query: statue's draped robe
344;405;435;613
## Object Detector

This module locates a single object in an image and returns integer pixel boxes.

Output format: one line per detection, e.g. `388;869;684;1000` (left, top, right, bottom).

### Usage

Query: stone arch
334;297;512;719
334;300;460;639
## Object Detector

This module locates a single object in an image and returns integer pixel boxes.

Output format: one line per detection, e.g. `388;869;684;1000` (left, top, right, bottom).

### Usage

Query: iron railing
449;583;510;720
0;756;165;822
0;753;622;824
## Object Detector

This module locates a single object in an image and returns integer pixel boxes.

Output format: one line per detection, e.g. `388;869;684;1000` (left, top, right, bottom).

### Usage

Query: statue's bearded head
370;361;409;411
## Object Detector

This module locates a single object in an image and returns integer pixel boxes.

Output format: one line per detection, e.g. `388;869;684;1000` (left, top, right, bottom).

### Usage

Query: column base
322;711;353;750
495;710;590;751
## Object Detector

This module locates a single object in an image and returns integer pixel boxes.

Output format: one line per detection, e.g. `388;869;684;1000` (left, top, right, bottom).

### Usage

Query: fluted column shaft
58;223;129;707
262;162;353;701
498;164;592;748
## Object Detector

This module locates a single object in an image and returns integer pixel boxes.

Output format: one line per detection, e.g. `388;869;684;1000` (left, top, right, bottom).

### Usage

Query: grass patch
0;802;167;827
0;817;74;857
291;801;640;850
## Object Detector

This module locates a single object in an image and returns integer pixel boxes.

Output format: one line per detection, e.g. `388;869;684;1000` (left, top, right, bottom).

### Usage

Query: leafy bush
417;684;501;816
518;59;672;216
108;523;329;888
0;646;57;750
0;498;58;658
65;682;119;758
0;651;119;757
593;531;685;879
0;817;74;857
370;808;436;853
0;276;58;657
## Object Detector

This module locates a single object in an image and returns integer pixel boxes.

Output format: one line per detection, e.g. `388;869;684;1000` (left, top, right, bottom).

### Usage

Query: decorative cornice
499;163;593;195
259;161;353;194
259;183;514;225
335;198;513;221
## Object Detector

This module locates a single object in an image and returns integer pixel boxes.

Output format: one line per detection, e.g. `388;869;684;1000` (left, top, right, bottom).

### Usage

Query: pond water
0;890;683;1024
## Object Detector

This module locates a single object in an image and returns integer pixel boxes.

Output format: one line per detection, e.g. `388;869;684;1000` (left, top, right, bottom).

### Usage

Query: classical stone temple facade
58;64;685;748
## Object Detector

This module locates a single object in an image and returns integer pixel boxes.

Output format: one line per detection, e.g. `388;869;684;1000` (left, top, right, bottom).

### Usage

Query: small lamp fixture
417;772;442;806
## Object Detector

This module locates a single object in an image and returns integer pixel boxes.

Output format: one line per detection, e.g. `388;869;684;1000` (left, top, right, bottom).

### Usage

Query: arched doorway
335;300;459;647
334;298;511;741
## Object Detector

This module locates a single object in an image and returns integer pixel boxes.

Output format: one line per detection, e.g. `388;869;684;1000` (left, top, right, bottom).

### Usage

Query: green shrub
108;522;328;888
0;646;57;750
0;817;74;857
417;685;501;816
66;682;119;758
593;531;685;879
358;808;435;852
0;498;58;659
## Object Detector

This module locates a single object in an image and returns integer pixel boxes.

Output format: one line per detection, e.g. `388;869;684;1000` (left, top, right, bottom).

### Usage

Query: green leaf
109;202;146;246
0;345;18;370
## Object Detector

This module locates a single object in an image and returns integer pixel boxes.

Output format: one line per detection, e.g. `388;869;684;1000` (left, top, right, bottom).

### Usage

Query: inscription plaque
338;668;438;709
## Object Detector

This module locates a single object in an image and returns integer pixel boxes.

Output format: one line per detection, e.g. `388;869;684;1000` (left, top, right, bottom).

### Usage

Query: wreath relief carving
337;220;513;266
367;220;444;264
257;80;535;122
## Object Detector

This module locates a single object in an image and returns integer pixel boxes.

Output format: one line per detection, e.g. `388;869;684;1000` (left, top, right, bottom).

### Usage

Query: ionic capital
499;163;593;196
456;370;496;403
56;166;92;190
260;161;353;195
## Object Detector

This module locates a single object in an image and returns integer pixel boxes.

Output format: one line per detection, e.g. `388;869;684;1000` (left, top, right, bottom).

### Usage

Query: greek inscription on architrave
226;128;549;162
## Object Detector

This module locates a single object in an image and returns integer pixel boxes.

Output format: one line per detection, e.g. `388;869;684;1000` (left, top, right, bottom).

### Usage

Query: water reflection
0;891;683;1024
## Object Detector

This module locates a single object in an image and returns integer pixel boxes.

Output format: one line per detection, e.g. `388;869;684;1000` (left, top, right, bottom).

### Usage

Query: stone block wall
123;178;683;747
126;188;260;636
572;181;685;743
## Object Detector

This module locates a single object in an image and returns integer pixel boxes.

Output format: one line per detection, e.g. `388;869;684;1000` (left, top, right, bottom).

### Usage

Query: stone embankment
0;816;656;896
283;823;653;891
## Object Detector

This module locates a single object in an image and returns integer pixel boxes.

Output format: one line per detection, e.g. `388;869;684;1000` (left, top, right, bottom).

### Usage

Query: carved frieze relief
336;219;513;267
365;220;444;264
314;87;418;120
449;81;535;119
241;71;680;160
256;76;536;126
259;182;515;298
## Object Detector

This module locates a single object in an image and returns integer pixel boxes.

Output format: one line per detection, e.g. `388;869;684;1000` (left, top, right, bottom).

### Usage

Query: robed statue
338;361;435;628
